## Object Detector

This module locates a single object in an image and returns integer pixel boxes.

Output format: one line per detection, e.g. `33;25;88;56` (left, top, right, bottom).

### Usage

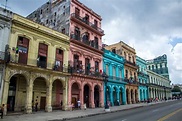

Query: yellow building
104;41;138;104
1;14;70;114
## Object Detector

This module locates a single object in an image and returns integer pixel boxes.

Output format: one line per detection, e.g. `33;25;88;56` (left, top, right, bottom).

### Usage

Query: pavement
0;100;172;121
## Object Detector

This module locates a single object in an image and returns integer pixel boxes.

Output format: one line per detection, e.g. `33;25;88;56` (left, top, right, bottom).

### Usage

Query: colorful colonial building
1;14;70;114
147;69;171;100
103;49;126;106
0;7;13;104
136;56;148;101
27;0;104;108
104;41;138;104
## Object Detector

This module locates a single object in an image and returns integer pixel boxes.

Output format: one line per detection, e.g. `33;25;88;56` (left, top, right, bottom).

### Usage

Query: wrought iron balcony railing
125;60;137;67
70;34;103;51
71;13;104;34
124;78;139;85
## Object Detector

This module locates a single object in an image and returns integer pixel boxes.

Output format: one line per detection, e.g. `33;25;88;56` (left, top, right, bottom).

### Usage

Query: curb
48;105;145;121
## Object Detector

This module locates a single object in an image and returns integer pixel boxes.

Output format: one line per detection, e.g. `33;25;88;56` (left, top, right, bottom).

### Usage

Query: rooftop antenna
1;0;11;10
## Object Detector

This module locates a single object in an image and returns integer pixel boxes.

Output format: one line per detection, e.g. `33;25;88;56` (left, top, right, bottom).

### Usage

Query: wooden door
40;97;46;110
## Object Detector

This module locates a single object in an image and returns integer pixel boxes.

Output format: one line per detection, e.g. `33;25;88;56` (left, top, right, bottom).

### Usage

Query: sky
1;0;182;84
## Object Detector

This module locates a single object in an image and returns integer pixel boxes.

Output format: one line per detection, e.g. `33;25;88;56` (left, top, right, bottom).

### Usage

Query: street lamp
102;72;110;111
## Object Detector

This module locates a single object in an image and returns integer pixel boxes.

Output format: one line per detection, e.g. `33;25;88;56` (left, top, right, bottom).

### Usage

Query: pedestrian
77;99;81;109
35;100;38;112
0;104;5;119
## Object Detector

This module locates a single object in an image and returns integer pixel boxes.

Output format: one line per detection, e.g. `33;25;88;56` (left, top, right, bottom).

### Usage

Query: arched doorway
71;82;80;108
126;89;129;104
52;79;63;110
7;74;27;112
94;85;100;108
84;84;90;108
33;77;47;111
113;87;117;106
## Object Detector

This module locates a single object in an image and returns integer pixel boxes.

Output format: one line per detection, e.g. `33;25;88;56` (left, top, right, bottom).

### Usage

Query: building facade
146;54;169;79
104;41;138;104
147;69;171;100
27;0;105;108
0;7;13;104
136;56;148;101
1;14;70;114
103;49;126;106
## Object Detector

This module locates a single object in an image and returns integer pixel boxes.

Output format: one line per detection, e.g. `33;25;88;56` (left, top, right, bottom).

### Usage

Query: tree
172;86;181;92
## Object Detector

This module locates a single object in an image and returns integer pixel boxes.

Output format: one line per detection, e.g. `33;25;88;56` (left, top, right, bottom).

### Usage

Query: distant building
146;54;169;79
0;7;13;104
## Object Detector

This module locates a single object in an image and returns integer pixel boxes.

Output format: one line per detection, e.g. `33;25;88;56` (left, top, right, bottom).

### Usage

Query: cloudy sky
1;0;182;84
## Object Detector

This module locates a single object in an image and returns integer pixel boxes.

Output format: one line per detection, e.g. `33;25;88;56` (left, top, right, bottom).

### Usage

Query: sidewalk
0;101;169;121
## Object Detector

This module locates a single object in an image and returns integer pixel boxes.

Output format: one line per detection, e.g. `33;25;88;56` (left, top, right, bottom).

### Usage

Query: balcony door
85;58;90;75
38;43;48;68
17;36;29;64
55;48;64;71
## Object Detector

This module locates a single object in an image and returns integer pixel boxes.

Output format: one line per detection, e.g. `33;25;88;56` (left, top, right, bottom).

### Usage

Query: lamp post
102;72;110;111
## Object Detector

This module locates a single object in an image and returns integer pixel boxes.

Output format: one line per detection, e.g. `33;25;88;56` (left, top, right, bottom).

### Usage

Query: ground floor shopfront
105;82;126;106
1;63;70;115
68;75;104;109
125;84;138;104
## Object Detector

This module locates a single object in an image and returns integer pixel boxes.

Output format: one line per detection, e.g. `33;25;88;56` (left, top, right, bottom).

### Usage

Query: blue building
103;49;126;106
136;56;149;101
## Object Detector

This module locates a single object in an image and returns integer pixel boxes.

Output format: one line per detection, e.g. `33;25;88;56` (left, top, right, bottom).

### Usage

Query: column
1;80;9;115
109;90;113;106
122;89;126;105
45;83;52;112
116;90;120;103
62;79;68;110
109;64;112;76
90;89;94;108
25;79;33;114
100;88;104;107
116;66;119;77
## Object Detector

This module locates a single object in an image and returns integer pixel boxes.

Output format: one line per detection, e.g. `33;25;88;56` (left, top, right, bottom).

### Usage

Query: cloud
4;0;182;84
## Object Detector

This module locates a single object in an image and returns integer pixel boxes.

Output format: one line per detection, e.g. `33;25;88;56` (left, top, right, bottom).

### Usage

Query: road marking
157;108;182;121
121;119;127;121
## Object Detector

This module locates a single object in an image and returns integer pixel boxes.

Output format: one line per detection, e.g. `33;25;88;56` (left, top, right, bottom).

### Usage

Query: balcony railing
8;53;70;73
124;78;139;85
138;71;149;77
69;67;102;77
126;60;137;67
108;76;126;83
71;13;104;34
70;34;103;51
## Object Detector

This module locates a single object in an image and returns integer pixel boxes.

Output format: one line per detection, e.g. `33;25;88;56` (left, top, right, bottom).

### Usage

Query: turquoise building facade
136;56;149;101
103;49;126;106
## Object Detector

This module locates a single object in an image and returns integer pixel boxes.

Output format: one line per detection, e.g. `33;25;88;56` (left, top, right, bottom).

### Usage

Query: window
75;8;80;17
94;37;98;49
94;19;98;27
62;28;65;34
112;48;116;54
113;67;116;76
125;70;128;78
95;61;99;72
106;65;109;75
40;9;43;14
74;27;80;40
84;14;89;24
54;12;57;16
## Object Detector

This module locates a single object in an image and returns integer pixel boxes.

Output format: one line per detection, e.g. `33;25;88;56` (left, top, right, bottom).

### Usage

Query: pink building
28;0;104;109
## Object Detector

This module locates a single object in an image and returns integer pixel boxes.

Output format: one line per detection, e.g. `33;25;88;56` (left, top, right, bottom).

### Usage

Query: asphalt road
66;100;182;121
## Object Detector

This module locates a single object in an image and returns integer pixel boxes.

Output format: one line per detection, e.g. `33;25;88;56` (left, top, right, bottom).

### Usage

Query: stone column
100;88;104;107
62;79;68;110
122;88;126;105
2;80;9;115
45;83;52;112
109;90;113;106
90;89;94;108
25;79;33;114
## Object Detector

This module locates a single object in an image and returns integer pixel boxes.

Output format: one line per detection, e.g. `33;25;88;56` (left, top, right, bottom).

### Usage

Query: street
66;100;182;121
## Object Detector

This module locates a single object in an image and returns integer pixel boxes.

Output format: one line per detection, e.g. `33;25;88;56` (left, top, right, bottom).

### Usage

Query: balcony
124;78;139;85
138;71;149;78
70;34;103;52
7;53;70;73
126;60;137;67
70;13;104;35
108;76;126;83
